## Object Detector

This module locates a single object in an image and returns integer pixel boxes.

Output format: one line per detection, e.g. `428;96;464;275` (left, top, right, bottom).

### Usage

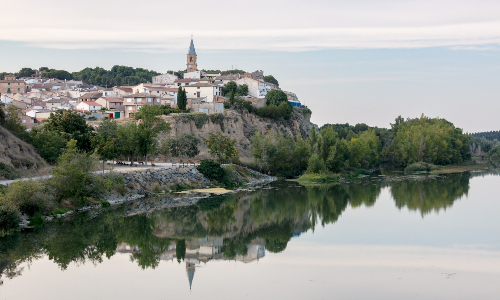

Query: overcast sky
1;0;499;132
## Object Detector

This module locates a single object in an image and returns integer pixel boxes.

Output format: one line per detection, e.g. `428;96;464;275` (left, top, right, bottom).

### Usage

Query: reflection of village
116;236;266;289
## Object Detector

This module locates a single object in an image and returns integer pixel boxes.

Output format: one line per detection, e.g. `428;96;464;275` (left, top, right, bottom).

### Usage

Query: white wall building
76;101;102;112
183;83;223;103
234;77;270;98
184;71;201;79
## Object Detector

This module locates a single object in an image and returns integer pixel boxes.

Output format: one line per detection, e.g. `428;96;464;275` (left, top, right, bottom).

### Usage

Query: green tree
204;132;239;162
263;75;279;86
236;84;248;96
44;110;95;152
49;140;101;202
92;133;118;174
134;105;171;165
117;123;140;164
177;87;187;111
2;106;28;140
29;129;68;164
159;133;200;160
176;239;186;263
223;81;238;96
265;90;288;106
16;68;35;78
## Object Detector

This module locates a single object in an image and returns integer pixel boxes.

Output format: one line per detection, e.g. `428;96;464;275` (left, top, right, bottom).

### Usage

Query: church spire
188;38;196;55
186;262;195;290
186;37;198;73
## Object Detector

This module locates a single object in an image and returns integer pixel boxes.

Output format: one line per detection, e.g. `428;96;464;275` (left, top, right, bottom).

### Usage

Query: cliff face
0;126;46;179
162;109;316;159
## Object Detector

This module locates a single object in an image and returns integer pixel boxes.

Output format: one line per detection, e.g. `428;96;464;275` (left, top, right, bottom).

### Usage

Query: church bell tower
187;38;197;73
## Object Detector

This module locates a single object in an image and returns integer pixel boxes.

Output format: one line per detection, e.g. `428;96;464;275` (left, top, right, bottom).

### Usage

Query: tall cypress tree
177;86;187;111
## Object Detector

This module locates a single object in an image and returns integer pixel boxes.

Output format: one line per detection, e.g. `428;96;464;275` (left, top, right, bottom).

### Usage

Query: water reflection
0;170;493;287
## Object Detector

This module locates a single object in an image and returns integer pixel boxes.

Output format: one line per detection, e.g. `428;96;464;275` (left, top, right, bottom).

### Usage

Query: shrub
404;162;437;173
2;180;54;216
100;200;110;208
0;201;21;233
0;162;20;180
27;216;44;227
197;159;225;182
183;112;209;129
306;154;326;174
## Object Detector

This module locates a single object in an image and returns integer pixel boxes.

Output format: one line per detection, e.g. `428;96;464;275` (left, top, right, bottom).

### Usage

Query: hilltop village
0;38;303;127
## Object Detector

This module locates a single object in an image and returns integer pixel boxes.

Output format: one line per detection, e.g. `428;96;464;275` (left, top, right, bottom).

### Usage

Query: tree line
0;66;159;87
250;114;471;177
470;131;500;141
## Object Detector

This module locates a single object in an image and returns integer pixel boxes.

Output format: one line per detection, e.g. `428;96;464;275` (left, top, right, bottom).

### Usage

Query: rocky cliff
0;126;46;179
161;108;316;160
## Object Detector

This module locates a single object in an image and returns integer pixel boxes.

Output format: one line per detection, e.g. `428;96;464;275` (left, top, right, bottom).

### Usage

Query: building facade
0;75;27;94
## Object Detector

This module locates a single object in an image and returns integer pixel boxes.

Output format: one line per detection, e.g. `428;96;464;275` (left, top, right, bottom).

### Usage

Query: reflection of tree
391;173;470;216
116;215;171;269
0;172;477;279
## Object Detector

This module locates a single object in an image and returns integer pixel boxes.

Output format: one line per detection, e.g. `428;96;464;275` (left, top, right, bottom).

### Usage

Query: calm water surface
1;171;499;299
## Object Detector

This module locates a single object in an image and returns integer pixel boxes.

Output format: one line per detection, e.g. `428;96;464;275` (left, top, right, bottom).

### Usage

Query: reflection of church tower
186;262;195;290
187;38;197;73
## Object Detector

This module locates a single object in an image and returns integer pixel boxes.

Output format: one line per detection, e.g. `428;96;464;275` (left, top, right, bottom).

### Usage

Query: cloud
1;1;500;52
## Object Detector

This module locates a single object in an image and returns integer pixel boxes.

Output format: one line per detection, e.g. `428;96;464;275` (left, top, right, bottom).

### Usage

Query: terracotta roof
79;92;102;99
114;86;133;92
102;97;124;103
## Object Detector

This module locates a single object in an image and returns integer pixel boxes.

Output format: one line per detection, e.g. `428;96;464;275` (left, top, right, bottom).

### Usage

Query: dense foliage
251;114;470;177
204;132;239;162
196;159;225;182
263;75;279;86
470;131;500;141
265;90;288;106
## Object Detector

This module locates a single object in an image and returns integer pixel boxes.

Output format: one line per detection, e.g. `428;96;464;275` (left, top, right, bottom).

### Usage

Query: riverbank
15;165;276;229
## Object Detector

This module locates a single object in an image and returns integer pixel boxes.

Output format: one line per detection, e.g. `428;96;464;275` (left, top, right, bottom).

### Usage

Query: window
126;98;131;102
148;98;152;102
7;88;10;93
156;99;160;103
22;120;26;123
7;83;10;85
18;88;20;91
128;107;132;111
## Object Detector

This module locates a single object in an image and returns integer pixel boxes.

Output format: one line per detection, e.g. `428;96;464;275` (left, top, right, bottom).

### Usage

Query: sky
1;0;499;132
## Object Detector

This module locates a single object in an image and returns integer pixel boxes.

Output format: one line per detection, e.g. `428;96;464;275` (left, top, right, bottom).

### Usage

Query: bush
265;90;288;106
306;154;326;174
2;180;54;216
197;159;225;182
183;112;209;129
100;200;110;208
0;201;21;233
404;162;437;173
0;162;20;180
27;216;44;227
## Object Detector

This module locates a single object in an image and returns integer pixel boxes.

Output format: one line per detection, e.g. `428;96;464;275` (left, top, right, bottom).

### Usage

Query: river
1;170;499;299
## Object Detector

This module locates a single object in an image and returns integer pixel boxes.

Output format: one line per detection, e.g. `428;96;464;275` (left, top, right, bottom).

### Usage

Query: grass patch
171;184;194;192
404;162;438;174
53;208;68;215
27;216;44;227
297;173;341;183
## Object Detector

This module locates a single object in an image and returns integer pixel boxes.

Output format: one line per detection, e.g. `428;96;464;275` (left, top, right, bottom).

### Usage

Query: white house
234;77;270;98
76;101;102;112
184;71;201;79
183;83;223;103
152;73;178;84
